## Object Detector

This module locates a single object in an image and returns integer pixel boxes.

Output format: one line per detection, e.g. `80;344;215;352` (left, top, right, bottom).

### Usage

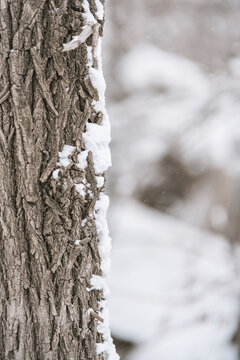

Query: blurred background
103;0;240;359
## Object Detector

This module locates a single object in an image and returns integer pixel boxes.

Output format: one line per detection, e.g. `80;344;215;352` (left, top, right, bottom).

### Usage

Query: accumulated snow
57;145;76;167
96;342;106;354
62;25;93;52
95;0;104;20
83;11;118;359
77;150;89;169
83;123;111;173
75;183;85;197
89;66;106;107
97;300;120;360
62;0;97;52
52;169;60;179
82;0;97;25
94;194;112;277
108;200;240;360
88;189;93;198
84;41;112;174
90;274;110;297
96;175;104;188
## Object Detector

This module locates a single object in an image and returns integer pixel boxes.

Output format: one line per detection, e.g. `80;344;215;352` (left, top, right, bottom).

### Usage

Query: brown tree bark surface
0;0;109;358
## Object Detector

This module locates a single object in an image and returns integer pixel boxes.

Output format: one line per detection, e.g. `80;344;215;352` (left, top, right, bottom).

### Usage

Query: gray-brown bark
0;0;107;358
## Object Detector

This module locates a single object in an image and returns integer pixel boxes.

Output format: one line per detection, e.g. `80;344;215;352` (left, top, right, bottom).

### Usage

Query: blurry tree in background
104;0;240;359
105;0;240;242
0;1;115;359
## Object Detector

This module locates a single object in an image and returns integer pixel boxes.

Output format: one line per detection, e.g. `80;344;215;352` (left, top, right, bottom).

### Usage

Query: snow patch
81;219;87;227
83;123;111;173
109;200;239;359
57;145;76;167
62;25;93;52
82;0;97;25
75;183;85;197
97;300;119;359
85;25;118;359
88;189;94;198
77;150;89;169
90;274;110;296
84;41;111;174
52;169;60;179
89;195;120;359
96;175;104;188
89;43;106;108
96;342;107;354
94;194;111;277
61;0;97;52
95;0;104;20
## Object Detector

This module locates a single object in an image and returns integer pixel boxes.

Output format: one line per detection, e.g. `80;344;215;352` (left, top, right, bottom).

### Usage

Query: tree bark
0;0;111;359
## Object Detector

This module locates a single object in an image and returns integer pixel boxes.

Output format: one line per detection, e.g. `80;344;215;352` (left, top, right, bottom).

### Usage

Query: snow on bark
95;0;104;20
57;145;76;167
61;25;93;52
85;40;112;174
53;1;118;358
77;150;89;169
75;183;86;197
52;169;60;179
91;194;121;358
83;2;118;358
96;175;105;188
82;0;97;25
83;121;111;173
61;0;96;52
52;144;76;179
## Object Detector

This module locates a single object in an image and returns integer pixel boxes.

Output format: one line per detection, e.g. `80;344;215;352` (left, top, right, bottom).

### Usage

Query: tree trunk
0;0;117;359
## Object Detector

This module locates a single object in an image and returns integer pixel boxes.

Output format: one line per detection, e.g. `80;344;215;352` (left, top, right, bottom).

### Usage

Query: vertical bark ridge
0;0;106;358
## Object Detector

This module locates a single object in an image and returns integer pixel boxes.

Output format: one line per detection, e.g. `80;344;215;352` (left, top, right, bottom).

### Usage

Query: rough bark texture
0;0;106;358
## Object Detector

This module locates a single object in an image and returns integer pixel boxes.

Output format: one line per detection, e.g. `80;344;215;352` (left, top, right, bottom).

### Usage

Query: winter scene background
102;0;240;359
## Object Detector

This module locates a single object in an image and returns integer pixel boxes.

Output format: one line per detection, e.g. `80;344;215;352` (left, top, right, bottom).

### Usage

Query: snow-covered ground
109;200;240;360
